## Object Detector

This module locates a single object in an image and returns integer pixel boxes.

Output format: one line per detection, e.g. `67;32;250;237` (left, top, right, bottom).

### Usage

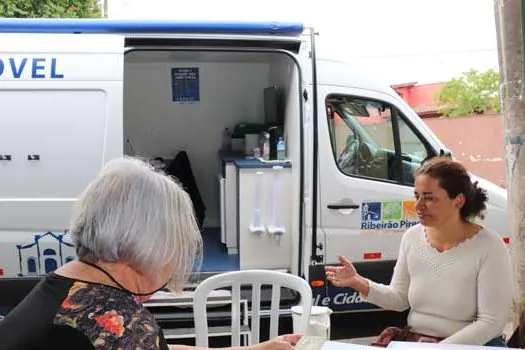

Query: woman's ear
454;193;466;210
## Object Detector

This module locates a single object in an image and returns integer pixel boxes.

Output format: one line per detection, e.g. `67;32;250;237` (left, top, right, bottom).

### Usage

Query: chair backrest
193;270;312;348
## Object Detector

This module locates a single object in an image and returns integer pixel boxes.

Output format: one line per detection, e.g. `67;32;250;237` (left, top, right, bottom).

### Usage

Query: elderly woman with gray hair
0;158;301;350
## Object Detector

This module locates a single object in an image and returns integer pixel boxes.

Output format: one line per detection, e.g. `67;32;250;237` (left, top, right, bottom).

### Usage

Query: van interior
123;50;301;274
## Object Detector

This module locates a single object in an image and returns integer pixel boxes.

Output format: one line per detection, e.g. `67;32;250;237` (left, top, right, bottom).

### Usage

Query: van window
326;95;431;186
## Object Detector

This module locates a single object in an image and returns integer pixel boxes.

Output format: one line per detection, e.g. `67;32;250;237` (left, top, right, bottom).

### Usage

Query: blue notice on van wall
171;67;200;103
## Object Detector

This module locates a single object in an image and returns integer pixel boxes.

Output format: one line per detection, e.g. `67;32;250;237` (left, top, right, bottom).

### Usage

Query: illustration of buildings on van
16;232;76;277
362;203;381;221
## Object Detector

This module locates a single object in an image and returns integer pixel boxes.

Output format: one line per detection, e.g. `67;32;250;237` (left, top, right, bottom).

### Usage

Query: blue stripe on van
0;19;304;36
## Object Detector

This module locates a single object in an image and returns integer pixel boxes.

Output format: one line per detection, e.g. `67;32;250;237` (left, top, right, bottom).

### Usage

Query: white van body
0;19;509;317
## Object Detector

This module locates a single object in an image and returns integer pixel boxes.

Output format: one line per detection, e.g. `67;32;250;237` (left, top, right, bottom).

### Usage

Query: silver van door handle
327;204;359;210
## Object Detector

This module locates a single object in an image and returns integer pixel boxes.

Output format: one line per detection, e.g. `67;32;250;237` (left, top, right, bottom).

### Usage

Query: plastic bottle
277;137;285;160
262;133;270;161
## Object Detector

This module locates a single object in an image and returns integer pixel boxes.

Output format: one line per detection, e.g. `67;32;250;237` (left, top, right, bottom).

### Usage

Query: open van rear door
0;33;124;232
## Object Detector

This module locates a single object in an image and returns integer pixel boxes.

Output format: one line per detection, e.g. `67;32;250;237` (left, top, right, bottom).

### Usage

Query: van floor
198;227;239;273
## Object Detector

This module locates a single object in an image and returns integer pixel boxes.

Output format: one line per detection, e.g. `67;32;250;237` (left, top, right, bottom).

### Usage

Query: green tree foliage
434;68;501;117
0;0;101;18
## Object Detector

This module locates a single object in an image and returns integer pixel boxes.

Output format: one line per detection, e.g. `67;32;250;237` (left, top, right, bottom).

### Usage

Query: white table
388;341;519;350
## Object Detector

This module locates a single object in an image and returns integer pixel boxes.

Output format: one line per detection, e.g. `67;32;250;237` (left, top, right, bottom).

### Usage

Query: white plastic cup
291;305;333;340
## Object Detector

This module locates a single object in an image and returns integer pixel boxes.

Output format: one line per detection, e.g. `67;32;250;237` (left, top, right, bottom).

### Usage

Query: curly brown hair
416;157;488;220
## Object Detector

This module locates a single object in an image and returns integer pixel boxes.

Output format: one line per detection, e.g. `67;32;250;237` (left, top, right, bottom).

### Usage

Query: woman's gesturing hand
324;255;360;288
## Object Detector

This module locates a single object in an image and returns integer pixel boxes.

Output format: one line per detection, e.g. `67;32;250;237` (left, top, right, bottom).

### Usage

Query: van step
145;280;298;329
146;291;249;328
146;283;299;310
163;325;251;340
186;269;289;285
145;290;232;308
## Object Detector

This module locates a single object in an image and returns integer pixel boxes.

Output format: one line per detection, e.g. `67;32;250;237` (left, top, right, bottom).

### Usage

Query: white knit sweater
364;224;513;345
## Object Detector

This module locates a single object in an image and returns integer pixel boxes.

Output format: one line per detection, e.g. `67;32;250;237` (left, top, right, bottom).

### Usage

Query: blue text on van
0;58;64;79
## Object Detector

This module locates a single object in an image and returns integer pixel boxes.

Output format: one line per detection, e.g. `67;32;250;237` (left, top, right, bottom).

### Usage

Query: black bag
507;318;523;348
165;151;206;228
371;326;443;347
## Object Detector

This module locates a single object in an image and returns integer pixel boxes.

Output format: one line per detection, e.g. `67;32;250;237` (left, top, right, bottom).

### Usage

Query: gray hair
69;157;202;291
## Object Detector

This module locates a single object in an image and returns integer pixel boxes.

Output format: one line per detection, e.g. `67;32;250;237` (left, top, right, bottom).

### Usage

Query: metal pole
494;0;525;330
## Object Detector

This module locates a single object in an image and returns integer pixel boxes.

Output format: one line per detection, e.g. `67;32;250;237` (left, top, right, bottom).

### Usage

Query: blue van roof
0;18;304;36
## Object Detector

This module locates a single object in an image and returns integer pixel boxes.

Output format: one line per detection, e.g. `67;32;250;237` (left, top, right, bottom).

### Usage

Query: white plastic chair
193;270;312;348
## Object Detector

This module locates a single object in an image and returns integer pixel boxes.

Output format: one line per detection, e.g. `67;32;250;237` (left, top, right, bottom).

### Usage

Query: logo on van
382;201;402;220
403;200;418;219
361;200;419;231
361;202;381;221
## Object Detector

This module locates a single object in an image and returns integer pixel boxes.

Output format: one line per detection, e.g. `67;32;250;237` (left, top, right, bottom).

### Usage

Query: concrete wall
423;113;506;187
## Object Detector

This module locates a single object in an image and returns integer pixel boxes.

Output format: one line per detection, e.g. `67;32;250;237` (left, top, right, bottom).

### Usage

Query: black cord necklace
79;259;168;297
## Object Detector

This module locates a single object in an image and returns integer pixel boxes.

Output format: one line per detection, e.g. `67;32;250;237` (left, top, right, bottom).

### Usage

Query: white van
0;19;508;317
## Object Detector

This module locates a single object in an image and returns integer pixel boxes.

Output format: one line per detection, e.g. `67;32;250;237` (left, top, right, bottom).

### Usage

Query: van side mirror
440;149;452;157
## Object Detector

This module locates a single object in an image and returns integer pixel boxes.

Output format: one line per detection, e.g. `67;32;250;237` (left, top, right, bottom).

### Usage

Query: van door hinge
303;90;308;102
311;254;324;264
311;242;324;263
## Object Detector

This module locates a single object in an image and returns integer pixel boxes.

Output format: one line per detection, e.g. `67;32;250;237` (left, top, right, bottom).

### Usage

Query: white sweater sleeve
441;240;513;345
362;231;412;312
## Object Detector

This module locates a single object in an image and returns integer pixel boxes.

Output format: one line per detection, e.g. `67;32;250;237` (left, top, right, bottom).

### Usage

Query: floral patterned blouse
0;273;169;350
